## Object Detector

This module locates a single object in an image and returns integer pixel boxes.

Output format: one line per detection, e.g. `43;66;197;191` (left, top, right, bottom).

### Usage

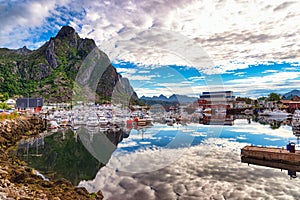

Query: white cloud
190;69;300;97
134;87;179;98
284;67;298;71
0;0;71;48
233;72;246;76
188;76;205;81
116;68;137;75
262;70;279;74
227;72;300;84
74;0;300;73
290;63;300;67
229;119;293;139
2;0;300;73
138;70;151;74
125;74;159;81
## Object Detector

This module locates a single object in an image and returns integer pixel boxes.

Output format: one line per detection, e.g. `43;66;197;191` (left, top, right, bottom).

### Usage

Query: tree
236;97;252;104
267;93;280;101
0;92;9;101
257;96;267;101
0;102;11;110
3;92;9;101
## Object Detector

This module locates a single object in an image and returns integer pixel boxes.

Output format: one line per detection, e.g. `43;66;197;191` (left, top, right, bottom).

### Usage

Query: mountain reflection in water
78;126;126;164
15;127;127;185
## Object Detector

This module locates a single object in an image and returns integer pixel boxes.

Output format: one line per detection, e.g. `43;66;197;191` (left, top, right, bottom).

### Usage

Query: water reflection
241;157;299;179
78;126;125;164
15;126;127;185
255;115;292;129
239;113;300;179
200;114;234;125
14;113;300;192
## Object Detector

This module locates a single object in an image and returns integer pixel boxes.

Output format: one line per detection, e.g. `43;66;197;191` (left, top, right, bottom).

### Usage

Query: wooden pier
241;157;300;172
241;145;300;165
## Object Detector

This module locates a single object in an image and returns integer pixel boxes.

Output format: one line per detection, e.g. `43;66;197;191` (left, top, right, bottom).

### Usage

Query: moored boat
259;109;291;117
86;116;99;127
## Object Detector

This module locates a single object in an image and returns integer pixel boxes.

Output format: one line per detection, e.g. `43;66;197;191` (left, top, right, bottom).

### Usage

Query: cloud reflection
79;138;300;199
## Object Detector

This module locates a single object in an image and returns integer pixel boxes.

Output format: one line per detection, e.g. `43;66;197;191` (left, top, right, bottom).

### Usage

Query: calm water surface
16;116;300;199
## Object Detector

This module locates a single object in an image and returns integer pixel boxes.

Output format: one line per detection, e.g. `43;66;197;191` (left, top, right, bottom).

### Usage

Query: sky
0;0;300;98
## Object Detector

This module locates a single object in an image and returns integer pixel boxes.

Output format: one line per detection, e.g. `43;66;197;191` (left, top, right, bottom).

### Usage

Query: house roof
16;98;44;108
280;100;300;104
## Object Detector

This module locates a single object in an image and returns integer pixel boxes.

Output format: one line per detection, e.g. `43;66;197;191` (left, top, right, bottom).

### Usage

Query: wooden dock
241;145;300;165
241;157;300;172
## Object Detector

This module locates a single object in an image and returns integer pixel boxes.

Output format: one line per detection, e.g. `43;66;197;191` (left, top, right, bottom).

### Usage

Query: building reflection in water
200;114;234;126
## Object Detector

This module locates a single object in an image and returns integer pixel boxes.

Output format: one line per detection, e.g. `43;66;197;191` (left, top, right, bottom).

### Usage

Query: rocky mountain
0;26;139;104
282;90;300;100
141;94;198;104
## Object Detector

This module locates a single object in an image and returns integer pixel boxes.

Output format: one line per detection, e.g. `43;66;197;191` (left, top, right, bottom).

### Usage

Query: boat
164;116;175;124
259;109;291;117
73;116;86;125
49;120;59;129
133;117;147;126
292;110;300;126
243;109;253;115
203;107;212;115
98;116;109;126
143;114;153;125
86;116;99;127
60;116;71;127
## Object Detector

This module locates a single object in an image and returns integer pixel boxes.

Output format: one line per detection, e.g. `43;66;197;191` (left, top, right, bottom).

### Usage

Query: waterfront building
199;91;235;109
16;98;44;113
280;99;300;109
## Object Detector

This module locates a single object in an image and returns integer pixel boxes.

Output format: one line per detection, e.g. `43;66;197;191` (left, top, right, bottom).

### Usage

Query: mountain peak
282;90;300;100
15;46;31;54
291;89;300;94
56;26;76;39
141;94;198;104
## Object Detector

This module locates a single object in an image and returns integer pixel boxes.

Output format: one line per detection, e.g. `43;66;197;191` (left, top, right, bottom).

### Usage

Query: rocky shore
0;116;103;200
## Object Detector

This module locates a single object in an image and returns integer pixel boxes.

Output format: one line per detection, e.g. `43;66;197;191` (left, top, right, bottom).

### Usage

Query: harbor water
15;115;300;199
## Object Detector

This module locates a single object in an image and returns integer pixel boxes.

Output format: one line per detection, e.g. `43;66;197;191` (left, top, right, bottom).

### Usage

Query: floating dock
241;157;300;172
241;145;300;165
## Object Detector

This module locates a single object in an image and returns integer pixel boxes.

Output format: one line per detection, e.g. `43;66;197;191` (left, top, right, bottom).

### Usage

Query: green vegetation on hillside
0;26;139;105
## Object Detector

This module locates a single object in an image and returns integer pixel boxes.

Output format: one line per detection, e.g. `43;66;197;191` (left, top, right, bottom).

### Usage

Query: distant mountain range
141;94;198;104
0;26;139;104
282;90;300;100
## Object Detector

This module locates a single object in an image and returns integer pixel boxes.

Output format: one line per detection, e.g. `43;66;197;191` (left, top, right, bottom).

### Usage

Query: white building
199;91;235;108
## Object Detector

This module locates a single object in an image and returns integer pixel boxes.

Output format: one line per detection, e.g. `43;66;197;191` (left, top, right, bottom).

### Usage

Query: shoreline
0;116;103;200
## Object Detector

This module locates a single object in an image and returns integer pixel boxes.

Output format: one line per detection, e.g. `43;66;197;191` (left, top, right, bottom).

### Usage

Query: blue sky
0;0;299;98
114;61;300;98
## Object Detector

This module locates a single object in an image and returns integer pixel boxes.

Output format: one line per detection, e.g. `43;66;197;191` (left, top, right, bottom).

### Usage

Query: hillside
0;26;139;104
282;90;300;100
